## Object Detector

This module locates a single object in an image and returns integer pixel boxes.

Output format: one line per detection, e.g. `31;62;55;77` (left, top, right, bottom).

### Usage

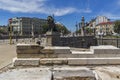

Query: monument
46;16;60;46
47;16;58;32
80;16;86;36
1;15;120;80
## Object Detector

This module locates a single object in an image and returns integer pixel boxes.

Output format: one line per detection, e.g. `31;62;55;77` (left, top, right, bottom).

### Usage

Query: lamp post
31;22;35;42
9;25;12;45
75;22;78;36
9;24;13;45
9;19;12;45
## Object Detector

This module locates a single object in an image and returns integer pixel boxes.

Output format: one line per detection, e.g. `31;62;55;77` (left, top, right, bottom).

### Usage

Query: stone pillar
20;20;23;36
81;27;84;36
31;23;34;37
46;31;60;46
81;16;85;36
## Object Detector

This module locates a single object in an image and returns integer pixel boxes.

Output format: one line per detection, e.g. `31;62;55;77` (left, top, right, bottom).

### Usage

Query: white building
96;16;109;25
8;17;47;36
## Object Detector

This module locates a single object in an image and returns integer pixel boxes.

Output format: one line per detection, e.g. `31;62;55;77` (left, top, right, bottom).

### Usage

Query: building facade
86;19;96;35
86;16;115;36
96;16;110;25
96;22;115;36
8;17;47;36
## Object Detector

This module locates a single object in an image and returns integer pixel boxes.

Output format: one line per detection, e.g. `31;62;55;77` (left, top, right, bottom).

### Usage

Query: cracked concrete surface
0;66;120;80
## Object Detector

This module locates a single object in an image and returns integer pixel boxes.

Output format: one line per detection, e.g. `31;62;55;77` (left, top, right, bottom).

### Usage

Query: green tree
42;24;49;34
55;24;70;34
76;29;81;33
85;27;93;34
0;28;7;34
114;20;120;34
42;23;70;34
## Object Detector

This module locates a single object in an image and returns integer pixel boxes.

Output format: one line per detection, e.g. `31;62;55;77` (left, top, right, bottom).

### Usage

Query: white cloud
0;0;48;13
80;8;92;13
0;0;91;16
52;8;77;16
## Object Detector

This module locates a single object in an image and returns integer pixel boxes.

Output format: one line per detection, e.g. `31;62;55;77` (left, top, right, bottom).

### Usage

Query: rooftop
97;21;114;25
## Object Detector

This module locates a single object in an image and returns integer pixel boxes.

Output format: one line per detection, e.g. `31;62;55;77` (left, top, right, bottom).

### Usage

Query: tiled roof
98;22;114;25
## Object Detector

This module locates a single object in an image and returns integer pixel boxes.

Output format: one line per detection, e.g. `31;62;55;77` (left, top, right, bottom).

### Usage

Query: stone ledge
40;49;54;54
44;46;71;54
16;43;42;54
90;45;120;54
40;58;68;65
13;57;120;66
13;57;40;66
68;58;120;65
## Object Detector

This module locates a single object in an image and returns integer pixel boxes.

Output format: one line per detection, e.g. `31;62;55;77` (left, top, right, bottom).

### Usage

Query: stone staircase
13;44;120;66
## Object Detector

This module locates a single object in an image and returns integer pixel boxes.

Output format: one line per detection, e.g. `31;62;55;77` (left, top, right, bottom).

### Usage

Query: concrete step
72;51;93;54
13;57;120;66
40;58;120;65
13;57;40;66
68;58;120;65
17;52;120;58
40;58;68;65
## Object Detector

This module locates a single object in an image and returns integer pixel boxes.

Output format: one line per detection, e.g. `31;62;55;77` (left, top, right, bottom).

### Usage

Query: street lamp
9;18;13;45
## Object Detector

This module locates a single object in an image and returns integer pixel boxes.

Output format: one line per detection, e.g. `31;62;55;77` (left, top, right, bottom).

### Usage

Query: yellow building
96;22;115;36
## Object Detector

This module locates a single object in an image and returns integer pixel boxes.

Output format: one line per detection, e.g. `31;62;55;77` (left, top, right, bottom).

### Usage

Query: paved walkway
0;44;16;69
0;68;52;80
0;66;120;80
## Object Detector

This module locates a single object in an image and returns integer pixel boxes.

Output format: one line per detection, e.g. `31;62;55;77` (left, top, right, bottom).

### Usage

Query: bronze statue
47;16;58;32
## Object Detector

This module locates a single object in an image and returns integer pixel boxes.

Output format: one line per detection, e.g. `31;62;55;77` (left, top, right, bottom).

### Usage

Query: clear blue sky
0;0;120;31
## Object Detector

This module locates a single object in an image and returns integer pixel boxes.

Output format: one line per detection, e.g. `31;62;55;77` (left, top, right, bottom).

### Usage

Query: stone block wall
16;44;41;54
57;36;97;48
41;35;97;48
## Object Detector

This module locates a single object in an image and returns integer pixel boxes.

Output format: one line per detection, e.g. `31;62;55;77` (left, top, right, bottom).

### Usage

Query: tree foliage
76;27;93;34
42;23;70;34
114;20;120;34
55;24;70;34
42;24;49;34
0;28;7;34
85;27;93;34
76;29;81;33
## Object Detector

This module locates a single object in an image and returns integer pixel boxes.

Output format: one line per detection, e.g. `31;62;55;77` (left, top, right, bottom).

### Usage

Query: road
0;38;38;69
0;44;16;69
